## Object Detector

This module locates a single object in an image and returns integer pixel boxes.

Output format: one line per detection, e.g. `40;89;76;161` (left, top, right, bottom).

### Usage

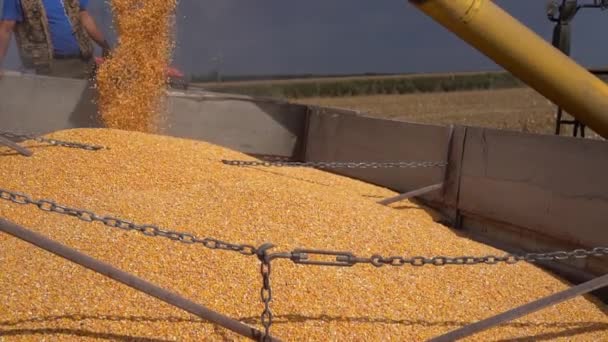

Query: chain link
256;243;275;342
0;131;105;151
275;247;608;267
3;187;608;341
222;159;447;169
260;262;272;342
0;188;257;256
2;187;607;267
3;187;607;268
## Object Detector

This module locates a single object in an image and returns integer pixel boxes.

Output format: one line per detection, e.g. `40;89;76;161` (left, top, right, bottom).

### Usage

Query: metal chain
0;188;257;256
2;187;608;341
256;244;275;342
222;160;447;169
272;247;608;267
257;155;292;162
0;131;105;151
260;262;272;342
2;187;607;267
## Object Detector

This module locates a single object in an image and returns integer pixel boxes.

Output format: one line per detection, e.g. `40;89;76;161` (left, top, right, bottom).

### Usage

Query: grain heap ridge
1;128;607;341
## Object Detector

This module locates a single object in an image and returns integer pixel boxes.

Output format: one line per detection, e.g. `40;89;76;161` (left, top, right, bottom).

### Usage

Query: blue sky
3;0;608;76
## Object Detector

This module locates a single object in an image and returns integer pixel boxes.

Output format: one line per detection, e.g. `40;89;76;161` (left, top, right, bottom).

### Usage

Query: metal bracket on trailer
0;218;280;342
0;135;32;157
378;183;444;206
378;125;454;206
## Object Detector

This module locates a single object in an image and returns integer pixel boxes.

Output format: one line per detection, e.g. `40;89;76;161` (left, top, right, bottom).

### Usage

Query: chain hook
256;243;276;263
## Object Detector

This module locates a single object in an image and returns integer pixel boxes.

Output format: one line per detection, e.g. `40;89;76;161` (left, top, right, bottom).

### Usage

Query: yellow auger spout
409;0;608;139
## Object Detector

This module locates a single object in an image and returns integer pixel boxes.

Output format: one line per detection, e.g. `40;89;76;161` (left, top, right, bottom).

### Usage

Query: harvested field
1;128;607;341
295;88;602;138
193;71;522;99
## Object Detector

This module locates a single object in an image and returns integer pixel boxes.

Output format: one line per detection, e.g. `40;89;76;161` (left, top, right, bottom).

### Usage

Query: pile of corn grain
95;0;177;132
0;129;606;341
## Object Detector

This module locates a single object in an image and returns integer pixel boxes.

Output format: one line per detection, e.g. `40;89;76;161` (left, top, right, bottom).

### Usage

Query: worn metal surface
0;218;276;341
163;91;308;158
408;125;608;281
0;71;100;134
457;127;608;247
417;126;468;223
456;215;608;296
0;73;308;158
302;112;608;278
430;272;608;342
379;125;454;205
304;106;449;194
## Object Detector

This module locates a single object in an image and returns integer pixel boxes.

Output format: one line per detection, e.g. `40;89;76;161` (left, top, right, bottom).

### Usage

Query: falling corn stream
95;0;177;132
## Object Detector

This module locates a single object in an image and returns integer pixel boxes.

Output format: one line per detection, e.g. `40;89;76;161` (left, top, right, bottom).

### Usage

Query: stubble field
295;87;599;138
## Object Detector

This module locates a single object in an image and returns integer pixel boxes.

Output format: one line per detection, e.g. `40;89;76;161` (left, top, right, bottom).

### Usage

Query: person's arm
0;20;16;73
79;10;110;57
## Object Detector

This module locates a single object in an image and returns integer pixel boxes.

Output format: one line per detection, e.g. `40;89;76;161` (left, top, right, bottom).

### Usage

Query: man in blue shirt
0;0;110;79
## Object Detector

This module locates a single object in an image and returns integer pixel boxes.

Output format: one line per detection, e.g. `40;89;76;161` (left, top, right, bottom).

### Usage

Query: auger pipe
408;0;608;139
